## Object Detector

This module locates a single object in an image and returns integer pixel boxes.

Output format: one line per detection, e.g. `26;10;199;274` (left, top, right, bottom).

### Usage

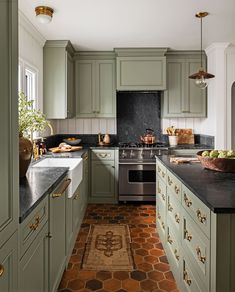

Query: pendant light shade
189;12;215;89
35;6;54;24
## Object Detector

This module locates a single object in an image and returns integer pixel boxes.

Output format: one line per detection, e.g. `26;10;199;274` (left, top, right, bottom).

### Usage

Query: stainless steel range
118;143;168;202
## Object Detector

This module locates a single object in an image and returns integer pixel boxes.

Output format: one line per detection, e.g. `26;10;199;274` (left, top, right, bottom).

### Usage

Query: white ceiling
19;0;235;51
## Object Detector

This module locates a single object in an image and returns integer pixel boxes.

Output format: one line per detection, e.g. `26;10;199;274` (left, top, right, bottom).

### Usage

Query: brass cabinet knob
162;172;165;178
161;222;165;230
196;209;207;224
184;229;192;242
175;213;180;224
184;193;192;207
0;264;4;277
174;249;180;261
196;246;206;263
168;203;173;212
183;270;192;286
168;177;173;186
174;185;180;194
167;235;173;245
29;216;40;231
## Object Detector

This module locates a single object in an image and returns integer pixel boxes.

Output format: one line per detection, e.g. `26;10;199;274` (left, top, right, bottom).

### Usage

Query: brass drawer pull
52;178;71;198
29;216;40;231
175;213;180;224
99;153;108;158
174;185;180;194
83;156;88;161
167;235;173;244
0;264;4;277
183;270;192;286
184;229;192;242
161;222;165;230
196;209;207;224
168;203;173;212
196;246;206;263
184;193;192;207
161;194;165;201
168;177;173;186
174;249;180;261
162;171;165;178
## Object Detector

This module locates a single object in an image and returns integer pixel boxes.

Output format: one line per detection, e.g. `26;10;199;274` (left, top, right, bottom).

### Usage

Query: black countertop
169;144;213;150
157;155;235;213
19;167;68;223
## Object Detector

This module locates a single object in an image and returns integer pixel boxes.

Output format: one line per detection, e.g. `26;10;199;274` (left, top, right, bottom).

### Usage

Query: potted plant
18;92;50;177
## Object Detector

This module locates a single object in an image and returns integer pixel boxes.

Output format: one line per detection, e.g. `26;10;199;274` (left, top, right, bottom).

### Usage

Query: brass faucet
33;141;40;160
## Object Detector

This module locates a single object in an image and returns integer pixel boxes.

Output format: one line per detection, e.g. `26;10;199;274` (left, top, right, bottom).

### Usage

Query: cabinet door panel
0;232;18;292
19;223;48;292
187;60;206;115
164;60;184;116
91;161;115;198
67;53;75;118
76;60;96;117
0;0;18;246
96;60;116;117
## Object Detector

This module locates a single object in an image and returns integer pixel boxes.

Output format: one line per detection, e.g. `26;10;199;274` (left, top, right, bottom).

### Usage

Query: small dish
63;138;81;146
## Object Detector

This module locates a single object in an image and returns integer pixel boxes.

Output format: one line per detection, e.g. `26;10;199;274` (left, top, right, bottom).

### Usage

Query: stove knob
121;150;127;158
130;150;135;158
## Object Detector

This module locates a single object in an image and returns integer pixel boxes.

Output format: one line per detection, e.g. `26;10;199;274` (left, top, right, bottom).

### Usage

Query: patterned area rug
82;224;134;271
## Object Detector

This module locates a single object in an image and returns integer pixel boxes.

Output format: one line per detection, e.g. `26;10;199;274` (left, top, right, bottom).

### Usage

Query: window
18;59;38;109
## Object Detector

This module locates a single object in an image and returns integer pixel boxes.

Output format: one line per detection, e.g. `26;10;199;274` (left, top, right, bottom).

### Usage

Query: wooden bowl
197;150;235;172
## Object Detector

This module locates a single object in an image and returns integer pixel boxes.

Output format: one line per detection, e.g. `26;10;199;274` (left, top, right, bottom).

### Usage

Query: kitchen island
156;155;235;292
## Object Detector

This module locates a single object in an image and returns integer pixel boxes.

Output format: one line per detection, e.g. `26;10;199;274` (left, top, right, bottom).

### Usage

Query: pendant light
35;6;54;24
189;12;215;89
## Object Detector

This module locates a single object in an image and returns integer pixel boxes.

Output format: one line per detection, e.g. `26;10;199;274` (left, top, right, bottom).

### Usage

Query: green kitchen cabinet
162;51;207;118
115;48;167;90
0;232;18;292
43;40;75;119
90;149;118;203
49;178;70;292
75;54;116;118
0;0;18;248
19;223;49;292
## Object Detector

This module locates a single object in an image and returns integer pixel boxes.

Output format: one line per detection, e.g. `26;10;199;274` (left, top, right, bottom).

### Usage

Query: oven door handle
119;162;156;165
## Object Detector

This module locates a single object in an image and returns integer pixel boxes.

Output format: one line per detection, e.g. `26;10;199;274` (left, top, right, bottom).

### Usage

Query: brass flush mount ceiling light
189;12;215;89
35;6;54;24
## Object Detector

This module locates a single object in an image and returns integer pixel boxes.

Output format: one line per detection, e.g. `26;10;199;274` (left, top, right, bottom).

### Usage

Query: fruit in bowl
63;138;81;146
197;150;235;172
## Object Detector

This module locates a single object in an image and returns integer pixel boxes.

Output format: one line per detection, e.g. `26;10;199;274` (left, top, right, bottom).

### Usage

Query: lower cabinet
19;223;49;292
90;149;118;203
0;232;18;292
49;178;70;292
156;157;235;292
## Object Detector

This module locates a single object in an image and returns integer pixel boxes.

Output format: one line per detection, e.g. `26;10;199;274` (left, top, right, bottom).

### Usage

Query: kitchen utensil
140;128;156;144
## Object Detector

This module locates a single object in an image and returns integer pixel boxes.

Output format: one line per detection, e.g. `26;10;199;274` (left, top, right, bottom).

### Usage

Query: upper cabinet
161;51;207;118
43;41;75;119
75;53;116;118
115;48;167;91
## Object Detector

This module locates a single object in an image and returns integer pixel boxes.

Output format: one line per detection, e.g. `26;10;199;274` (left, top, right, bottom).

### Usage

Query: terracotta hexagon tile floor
58;204;179;292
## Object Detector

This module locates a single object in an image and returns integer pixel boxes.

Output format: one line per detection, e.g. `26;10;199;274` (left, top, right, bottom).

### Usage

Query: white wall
19;11;45;110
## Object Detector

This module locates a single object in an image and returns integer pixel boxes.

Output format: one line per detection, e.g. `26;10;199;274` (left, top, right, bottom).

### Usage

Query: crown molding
19;10;46;47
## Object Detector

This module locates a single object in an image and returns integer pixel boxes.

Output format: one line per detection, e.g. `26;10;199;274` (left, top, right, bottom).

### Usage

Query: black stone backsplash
117;91;162;143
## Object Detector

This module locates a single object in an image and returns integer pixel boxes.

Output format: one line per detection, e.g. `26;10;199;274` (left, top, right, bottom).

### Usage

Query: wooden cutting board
177;129;195;144
49;146;83;153
170;157;199;164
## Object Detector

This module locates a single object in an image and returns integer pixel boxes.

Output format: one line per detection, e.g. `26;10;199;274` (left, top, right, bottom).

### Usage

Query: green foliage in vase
18;92;50;137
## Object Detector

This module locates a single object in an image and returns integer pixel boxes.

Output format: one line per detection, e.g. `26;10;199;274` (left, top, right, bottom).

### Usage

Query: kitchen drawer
166;219;181;273
181;256;208;292
182;184;210;237
167;170;181;201
91;149;114;161
182;209;210;290
167;188;181;237
156;198;166;244
19;197;48;259
156;159;167;183
157;178;167;207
